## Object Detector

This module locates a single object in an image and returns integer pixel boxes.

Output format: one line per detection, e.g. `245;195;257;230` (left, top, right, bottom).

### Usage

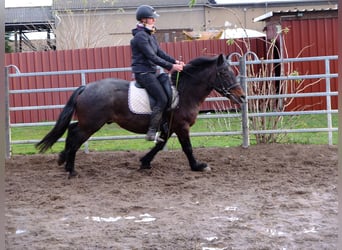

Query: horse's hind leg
57;150;66;166
61;122;91;177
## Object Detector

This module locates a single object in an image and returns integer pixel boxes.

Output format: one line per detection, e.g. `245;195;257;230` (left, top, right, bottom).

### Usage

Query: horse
36;54;246;178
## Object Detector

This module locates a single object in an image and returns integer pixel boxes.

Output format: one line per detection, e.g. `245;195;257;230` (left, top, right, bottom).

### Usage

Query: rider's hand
176;60;185;66
172;63;183;72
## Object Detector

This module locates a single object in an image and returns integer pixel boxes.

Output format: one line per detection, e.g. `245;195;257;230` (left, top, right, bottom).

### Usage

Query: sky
5;0;52;7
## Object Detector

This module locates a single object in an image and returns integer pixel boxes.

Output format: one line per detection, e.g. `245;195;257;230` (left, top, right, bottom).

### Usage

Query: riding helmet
136;5;159;21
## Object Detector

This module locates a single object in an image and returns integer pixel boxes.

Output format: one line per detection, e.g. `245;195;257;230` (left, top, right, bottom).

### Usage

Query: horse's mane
171;55;219;85
187;55;218;67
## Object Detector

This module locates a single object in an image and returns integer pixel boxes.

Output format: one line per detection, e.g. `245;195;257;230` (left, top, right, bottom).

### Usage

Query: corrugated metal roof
5;6;53;24
52;0;208;10
254;7;338;22
274;6;337;14
215;0;337;5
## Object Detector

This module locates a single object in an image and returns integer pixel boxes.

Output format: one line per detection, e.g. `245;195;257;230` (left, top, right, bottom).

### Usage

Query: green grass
9;113;338;155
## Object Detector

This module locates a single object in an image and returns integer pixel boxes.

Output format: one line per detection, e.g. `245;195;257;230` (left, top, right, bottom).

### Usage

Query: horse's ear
217;54;226;66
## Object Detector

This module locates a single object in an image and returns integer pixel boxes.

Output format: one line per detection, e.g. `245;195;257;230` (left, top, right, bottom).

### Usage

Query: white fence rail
5;54;338;157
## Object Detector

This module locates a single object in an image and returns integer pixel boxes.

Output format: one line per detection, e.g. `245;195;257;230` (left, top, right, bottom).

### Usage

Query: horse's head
213;54;246;104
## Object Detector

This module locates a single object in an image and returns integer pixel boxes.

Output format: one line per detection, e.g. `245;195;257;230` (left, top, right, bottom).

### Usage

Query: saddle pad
128;81;152;114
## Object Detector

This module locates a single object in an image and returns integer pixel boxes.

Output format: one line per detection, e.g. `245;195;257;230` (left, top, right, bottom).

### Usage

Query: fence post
4;67;11;158
80;72;90;153
239;56;249;148
325;58;333;145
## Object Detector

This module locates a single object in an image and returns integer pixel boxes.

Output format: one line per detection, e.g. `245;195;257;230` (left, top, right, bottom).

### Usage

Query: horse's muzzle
227;87;246;104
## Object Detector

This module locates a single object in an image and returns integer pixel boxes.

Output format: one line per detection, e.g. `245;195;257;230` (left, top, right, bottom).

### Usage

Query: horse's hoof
57;153;66;166
140;164;152;170
191;162;209;171
68;171;79;179
203;166;211;172
139;158;151;170
57;158;64;166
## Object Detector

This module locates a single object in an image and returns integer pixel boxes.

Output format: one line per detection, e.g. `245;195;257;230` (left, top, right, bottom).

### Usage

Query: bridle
213;63;240;96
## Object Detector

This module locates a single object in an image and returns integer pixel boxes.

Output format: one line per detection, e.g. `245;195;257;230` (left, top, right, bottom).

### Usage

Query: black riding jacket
131;25;176;73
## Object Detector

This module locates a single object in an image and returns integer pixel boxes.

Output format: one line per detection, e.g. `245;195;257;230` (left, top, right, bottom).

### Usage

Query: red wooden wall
280;16;338;111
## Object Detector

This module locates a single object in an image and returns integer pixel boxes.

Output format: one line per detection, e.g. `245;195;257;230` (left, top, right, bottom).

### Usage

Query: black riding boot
146;108;163;141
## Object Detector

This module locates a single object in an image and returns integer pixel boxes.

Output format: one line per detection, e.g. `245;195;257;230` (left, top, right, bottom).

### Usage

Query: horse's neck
178;78;212;107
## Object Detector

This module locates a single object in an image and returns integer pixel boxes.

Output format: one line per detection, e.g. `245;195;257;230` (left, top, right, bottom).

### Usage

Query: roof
52;0;209;10
215;0;337;5
5;6;53;31
221;28;266;39
254;7;338;22
183;30;223;40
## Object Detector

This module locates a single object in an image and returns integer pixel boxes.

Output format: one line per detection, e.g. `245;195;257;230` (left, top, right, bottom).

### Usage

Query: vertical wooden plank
33;51;43;122
47;50;62;121
114;45;127;80
100;47;111;79
94;47;104;80
56;49;69;111
86;48;96;83
23;51;35;123
123;45;132;80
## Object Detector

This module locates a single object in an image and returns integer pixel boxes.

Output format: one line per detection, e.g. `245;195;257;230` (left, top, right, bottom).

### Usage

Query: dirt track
5;144;337;249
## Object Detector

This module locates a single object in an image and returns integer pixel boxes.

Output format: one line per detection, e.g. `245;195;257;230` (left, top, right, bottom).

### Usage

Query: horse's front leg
140;141;166;169
177;132;209;171
140;128;169;169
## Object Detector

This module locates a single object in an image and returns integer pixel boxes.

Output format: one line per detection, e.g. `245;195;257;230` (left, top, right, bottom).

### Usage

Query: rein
165;60;238;140
167;71;180;139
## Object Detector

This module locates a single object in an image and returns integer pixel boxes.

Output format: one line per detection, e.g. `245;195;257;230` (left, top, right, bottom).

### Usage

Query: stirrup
154;132;165;143
146;131;164;143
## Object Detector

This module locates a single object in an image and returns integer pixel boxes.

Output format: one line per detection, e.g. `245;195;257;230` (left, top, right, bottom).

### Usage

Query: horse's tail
35;86;86;153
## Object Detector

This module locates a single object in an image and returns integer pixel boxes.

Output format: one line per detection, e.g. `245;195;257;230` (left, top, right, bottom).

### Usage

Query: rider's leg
135;73;168;141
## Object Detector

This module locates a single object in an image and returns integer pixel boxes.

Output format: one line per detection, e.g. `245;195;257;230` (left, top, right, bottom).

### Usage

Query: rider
130;5;184;141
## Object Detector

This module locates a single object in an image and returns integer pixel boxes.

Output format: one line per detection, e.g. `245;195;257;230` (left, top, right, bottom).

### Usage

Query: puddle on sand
202;248;226;250
210;216;239;222
15;229;27;235
84;213;156;223
134;214;156;223
86;216;122;222
200;236;228;250
224;206;237;211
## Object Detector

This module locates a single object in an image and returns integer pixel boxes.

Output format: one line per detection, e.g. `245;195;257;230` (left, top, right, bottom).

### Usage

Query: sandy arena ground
5;144;337;249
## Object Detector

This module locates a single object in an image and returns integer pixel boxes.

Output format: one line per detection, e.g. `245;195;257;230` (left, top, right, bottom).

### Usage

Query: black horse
36;54;246;177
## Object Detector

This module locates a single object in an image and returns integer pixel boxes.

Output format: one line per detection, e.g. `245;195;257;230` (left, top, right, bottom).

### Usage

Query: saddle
128;73;179;114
